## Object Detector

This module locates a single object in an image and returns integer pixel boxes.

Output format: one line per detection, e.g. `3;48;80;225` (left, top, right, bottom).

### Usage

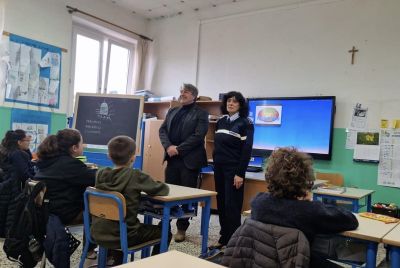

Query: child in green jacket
91;135;170;259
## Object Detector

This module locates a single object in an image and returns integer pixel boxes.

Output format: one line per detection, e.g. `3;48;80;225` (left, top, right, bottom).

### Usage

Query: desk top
341;214;399;242
313;187;375;199
144;184;217;202
115;250;225;268
382;223;400;247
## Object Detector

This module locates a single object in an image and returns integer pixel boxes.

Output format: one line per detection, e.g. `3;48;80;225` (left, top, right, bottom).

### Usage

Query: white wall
148;0;400;128
1;0;147;114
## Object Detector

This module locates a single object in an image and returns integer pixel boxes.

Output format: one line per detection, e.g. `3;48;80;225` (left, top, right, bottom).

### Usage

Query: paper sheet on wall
346;103;369;149
350;103;368;130
345;128;358;149
9;41;20;71
353;131;380;162
378;129;400;188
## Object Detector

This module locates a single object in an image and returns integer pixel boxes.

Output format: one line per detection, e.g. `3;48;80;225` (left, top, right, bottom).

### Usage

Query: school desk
341;214;399;268
141;184;217;254
201;170;327;211
114;250;225;268
382;222;400;268
313;187;375;212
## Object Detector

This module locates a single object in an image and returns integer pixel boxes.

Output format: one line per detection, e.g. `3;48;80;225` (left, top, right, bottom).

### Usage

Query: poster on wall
10;108;51;152
378;128;400;188
5;34;61;108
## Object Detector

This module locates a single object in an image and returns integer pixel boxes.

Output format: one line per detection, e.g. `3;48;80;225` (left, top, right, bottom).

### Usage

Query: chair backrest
85;186;126;221
26;179;47;206
315;172;344;186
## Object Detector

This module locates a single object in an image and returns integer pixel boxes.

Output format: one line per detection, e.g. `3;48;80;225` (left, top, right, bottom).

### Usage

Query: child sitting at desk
91;135;170;263
250;147;358;268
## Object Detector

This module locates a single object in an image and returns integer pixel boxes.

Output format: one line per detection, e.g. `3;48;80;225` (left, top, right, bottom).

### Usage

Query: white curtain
134;38;156;91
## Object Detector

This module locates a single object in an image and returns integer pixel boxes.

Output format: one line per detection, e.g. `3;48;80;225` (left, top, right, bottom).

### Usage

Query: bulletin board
10;108;51;152
5;33;61;108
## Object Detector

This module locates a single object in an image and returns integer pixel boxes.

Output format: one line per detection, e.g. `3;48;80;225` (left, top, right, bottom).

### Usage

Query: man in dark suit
159;83;209;242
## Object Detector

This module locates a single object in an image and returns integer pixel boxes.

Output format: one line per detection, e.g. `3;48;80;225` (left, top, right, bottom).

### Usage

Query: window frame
68;23;137;115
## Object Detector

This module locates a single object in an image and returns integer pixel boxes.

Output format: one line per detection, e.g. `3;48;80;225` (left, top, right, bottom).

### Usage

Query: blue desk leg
352;200;359;213
366;194;372;212
160;205;171;253
391;247;400;268
366;242;378;268
201;197;211;254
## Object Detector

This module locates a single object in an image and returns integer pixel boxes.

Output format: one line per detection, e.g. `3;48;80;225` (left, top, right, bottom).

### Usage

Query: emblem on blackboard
96;100;113;120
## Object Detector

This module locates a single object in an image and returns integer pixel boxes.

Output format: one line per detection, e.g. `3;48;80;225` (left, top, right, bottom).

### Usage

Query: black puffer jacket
0;149;35;237
221;218;310;268
34;154;96;224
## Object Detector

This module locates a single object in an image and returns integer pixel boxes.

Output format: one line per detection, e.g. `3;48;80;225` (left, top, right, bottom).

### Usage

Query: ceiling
101;0;320;20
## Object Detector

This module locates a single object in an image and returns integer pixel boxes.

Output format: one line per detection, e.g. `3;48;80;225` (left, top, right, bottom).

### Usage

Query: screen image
248;96;335;160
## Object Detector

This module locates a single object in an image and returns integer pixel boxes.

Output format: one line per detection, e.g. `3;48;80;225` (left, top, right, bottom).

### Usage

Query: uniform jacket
221;218;310;268
213;115;254;178
159;104;209;170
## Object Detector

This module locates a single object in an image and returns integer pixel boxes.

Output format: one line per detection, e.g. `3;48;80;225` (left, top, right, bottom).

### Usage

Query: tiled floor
0;210;389;267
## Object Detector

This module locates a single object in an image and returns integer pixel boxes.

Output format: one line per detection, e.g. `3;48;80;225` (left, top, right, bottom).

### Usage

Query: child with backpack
91;135;171;264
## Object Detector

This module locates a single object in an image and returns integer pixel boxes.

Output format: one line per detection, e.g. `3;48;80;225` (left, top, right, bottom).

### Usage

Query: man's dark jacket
159;104;209;170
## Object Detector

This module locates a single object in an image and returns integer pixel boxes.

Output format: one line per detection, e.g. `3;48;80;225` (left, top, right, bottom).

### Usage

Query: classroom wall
0;0;147;135
148;0;400;204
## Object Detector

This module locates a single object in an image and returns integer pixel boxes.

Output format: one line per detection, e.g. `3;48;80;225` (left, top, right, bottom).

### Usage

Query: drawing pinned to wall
5;34;61;108
10;108;51;151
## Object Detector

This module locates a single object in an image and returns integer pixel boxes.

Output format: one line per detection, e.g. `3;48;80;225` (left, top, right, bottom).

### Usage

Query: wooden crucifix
348;46;359;65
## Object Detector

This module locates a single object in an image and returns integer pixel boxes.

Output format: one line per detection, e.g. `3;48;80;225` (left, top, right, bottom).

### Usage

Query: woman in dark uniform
211;91;254;249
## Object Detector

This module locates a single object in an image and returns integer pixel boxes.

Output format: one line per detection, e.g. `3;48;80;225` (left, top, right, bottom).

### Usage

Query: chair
79;187;161;268
315;172;344;186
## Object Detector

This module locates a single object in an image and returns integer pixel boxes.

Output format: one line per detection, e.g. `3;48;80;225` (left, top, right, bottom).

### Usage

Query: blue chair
79;187;161;268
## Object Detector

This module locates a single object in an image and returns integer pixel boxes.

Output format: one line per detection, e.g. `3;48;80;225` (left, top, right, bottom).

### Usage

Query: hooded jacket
34;154;96;224
91;167;169;248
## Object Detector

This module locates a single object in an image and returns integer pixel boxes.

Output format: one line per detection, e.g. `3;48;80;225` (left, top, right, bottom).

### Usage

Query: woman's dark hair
220;91;249;117
37;128;82;159
265;147;315;199
0;129;27;155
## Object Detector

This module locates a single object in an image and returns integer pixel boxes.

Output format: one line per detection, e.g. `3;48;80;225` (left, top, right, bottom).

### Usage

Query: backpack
3;181;48;267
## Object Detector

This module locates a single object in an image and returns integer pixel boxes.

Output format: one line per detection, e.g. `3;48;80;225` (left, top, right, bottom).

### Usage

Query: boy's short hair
108;136;136;165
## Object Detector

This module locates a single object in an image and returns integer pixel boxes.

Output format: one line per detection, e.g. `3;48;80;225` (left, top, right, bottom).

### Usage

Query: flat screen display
248;96;335;160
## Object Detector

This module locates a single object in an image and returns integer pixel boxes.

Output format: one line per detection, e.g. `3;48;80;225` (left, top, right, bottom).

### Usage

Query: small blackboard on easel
73;93;144;155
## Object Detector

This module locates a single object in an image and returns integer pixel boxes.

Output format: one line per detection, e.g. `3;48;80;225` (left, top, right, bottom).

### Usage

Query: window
70;24;136;112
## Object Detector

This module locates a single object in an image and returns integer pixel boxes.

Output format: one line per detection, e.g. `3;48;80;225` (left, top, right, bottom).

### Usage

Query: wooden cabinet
142;119;167;181
142;100;222;181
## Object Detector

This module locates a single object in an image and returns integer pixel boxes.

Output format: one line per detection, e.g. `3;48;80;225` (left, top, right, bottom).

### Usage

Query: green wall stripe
314;128;399;206
1;107;398;206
